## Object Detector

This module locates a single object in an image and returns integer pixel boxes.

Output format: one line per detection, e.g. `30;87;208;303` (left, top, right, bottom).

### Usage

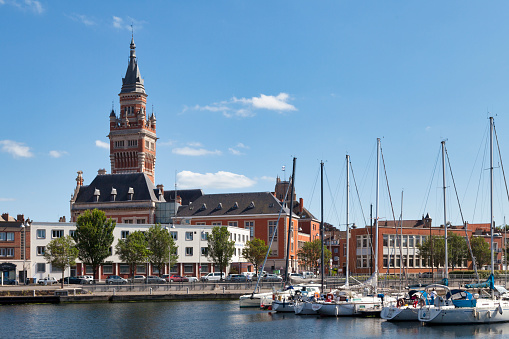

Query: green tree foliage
115;231;151;279
470;236;491;268
448;233;468;269
417;235;445;268
298;239;332;273
147;224;178;276
242;238;269;275
207;226;235;281
44;235;79;288
73;209;115;280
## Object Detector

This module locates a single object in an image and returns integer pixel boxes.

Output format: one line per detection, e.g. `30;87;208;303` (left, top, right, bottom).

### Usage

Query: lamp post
21;218;31;284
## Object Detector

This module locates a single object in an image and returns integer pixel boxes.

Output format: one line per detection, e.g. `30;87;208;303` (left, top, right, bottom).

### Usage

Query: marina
2;300;509;338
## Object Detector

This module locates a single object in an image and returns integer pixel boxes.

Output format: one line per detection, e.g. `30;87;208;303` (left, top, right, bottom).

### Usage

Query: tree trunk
61;270;65;289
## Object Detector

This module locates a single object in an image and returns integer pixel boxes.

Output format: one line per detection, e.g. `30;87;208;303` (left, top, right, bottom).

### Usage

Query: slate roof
176;192;290;217
73;173;159;203
121;37;145;94
163;189;203;206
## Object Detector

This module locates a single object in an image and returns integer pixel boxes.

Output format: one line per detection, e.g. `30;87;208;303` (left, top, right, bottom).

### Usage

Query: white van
201;272;226;282
302;271;316;279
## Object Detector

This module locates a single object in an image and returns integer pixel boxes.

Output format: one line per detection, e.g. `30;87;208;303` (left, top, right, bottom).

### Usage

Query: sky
3;1;509;230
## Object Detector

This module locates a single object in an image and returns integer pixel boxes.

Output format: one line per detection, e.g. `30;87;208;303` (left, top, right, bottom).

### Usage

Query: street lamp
21;218;31;284
165;225;176;275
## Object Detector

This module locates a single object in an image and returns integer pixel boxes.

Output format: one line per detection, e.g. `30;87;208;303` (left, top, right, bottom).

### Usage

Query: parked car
226;274;248;282
241;272;254;280
162;274;171;282
129;275;146;283
289;273;304;279
186;276;199;282
201;272;226;282
169;275;189;282
301;271;316;279
59;276;84;284
38;277;58;285
106;275;128;285
146;275;166;284
77;275;94;284
262;274;282;282
2;278;18;285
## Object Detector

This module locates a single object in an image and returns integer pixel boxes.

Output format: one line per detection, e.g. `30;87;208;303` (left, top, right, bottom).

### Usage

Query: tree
242;238;269;275
73;209;115;280
417;235;445;268
115;231;151;279
206;226;235;281
44;235;79;288
147;224;178;276
448;233;468;269
470;236;491;269
298;239;332;273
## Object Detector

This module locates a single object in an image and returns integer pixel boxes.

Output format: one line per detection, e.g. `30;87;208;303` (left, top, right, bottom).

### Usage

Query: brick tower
108;37;157;183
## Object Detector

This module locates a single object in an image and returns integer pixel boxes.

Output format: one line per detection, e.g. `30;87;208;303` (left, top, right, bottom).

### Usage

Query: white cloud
0;140;34;158
172;146;221;156
178;170;256;189
0;198;15;202
158;139;175;147
67;13;96;26
4;0;43;14
184;92;296;118
113;16;144;31
95;140;109;149
260;176;275;182
228;143;249;156
425;126;431;131
49;150;68;158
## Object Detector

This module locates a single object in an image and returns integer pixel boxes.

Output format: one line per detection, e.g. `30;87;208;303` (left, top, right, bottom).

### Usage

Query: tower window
128;140;138;147
115;141;125;148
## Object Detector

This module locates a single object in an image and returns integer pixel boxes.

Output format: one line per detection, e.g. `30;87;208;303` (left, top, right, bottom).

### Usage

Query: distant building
0;213;30;282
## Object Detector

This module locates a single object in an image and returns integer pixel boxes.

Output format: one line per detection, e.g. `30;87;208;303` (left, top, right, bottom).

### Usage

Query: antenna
131;23;134;38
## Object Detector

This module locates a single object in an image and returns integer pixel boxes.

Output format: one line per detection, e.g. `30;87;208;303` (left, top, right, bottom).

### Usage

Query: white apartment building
30;222;248;281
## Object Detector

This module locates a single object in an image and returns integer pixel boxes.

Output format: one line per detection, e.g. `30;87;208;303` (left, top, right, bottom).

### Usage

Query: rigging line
307;165;320;211
472;131;489;222
253;173;293;295
323;165;342;231
380;146;401;276
494;124;509;211
349;160;368;228
421;145;441;216
445;146;479;281
325;161;345;225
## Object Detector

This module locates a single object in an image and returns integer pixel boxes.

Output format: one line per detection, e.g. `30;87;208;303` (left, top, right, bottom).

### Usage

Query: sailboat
314;141;384;317
418;117;509;324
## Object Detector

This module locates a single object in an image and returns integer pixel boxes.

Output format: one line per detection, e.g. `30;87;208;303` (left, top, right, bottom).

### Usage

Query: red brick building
0;213;30;282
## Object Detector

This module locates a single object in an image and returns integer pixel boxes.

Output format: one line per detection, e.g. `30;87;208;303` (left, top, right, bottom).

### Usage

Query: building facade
0;213;30;282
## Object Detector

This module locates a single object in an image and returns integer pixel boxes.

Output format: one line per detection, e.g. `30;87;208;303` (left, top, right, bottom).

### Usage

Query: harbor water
3;300;509;338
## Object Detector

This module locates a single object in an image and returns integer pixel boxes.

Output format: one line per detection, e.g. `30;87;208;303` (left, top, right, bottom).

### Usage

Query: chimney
17;214;24;222
98;169;107;175
157;184;164;195
176;195;182;205
76;171;84;188
1;213;8;221
299;198;303;214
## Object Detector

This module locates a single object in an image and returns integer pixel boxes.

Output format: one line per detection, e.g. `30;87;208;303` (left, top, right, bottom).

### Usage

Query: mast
442;140;449;280
375;138;380;292
399;190;403;287
346;155;350;287
490;117;494;276
284;157;296;285
320;161;325;291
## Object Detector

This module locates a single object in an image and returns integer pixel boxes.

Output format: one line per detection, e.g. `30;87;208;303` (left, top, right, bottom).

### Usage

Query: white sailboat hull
419;300;509;324
239;292;272;308
381;305;419;321
272;299;295;312
294;301;318;315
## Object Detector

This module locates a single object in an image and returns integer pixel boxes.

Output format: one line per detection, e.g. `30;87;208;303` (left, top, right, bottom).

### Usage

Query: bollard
33;290;35;297
187;287;189;294
223;286;225;294
73;289;76;296
150;287;153;295
113;288;116;296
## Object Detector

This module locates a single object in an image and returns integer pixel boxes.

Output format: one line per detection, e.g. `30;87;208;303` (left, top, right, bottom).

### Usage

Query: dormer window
199;203;207;211
248;201;255;209
94;189;100;202
111;188;117;201
216;203;222;210
233;202;238;209
128;187;134;201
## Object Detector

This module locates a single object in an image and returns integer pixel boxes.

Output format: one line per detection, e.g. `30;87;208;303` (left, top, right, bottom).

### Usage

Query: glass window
201;247;208;256
357;236;361;247
201;232;208;241
119;264;130;274
212;222;222;226
6;232;14;241
37;263;45;272
52;230;64;238
6;248;14;257
200;265;208;273
402;236;407;247
383;255;388;268
136;265;146;274
103;265;113;274
51;265;63;273
362;237;367;248
38;229;47;239
153;266;159;274
268;221;277;240
245;221;254;237
37;246;45;255
121;231;129;239
170;265;178;273
85;266;94;274
186;247;193;256
0;233;5;241
184;264;193;273
170;231;178;240
228;221;238;227
383;234;388;247
409;236;414;247
185;232;193;241
69;230;76;237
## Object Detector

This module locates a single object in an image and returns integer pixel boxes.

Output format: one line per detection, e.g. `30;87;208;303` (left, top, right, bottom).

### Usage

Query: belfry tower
108;37;157;183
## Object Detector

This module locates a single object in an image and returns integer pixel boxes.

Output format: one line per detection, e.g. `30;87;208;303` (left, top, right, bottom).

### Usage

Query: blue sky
2;1;509;230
